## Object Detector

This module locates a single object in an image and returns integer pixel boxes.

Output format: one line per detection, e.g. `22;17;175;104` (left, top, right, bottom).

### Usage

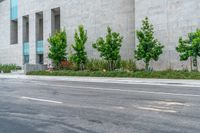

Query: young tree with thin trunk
93;27;123;71
71;25;88;70
48;29;67;69
176;29;200;71
135;17;164;71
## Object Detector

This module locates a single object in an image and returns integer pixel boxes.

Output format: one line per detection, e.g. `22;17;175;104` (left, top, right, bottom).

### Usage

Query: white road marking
49;84;200;98
20;97;126;111
21;96;63;104
150;106;170;109
156;101;190;106
136;106;177;113
113;106;125;110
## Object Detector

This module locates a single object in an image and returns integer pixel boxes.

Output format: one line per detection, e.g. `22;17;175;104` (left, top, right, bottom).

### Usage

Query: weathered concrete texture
0;0;135;66
0;0;23;66
61;0;135;59
135;0;200;70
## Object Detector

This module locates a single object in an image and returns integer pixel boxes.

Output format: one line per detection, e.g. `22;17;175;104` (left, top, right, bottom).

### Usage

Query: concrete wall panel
135;0;200;70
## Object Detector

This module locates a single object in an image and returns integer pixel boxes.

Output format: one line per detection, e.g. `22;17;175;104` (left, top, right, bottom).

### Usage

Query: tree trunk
109;61;111;71
193;57;198;71
79;63;84;71
108;60;114;71
56;62;60;70
196;59;199;72
77;63;80;71
111;60;114;71
190;57;193;71
145;62;149;71
80;63;84;71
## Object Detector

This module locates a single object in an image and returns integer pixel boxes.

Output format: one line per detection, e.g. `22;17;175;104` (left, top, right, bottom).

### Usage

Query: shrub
120;60;137;72
48;29;67;69
60;60;73;69
71;25;88;70
85;59;137;72
86;59;108;71
93;27;123;71
135;17;164;71
0;64;17;73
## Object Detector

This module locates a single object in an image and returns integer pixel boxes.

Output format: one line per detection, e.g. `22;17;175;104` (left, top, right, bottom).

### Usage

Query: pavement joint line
50;84;200;97
3;80;200;91
100;82;200;88
38;80;200;88
2;78;200;88
1;75;200;87
20;96;63;104
2;80;200;97
8;81;200;97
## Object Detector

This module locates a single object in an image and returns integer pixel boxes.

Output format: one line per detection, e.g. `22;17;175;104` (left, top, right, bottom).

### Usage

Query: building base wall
1;0;200;70
0;46;23;66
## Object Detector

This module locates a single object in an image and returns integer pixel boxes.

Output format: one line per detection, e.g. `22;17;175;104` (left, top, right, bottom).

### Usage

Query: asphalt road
0;77;200;133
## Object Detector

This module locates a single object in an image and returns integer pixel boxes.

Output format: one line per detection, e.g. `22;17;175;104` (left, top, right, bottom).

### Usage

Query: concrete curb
0;74;200;87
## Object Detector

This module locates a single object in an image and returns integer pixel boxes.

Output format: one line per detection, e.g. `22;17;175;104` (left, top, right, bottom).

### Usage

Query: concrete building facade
0;0;199;70
135;0;200;70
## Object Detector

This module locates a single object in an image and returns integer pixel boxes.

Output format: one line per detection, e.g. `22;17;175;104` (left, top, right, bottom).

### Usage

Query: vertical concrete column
60;7;64;30
18;17;23;66
43;10;52;66
29;14;37;64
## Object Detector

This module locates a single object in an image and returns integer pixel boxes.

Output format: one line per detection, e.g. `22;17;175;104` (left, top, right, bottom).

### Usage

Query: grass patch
27;70;200;80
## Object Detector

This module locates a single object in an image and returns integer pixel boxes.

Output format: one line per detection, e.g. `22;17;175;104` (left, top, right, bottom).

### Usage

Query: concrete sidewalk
0;73;200;87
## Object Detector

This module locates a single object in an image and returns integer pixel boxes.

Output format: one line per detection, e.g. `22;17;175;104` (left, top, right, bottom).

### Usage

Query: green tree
176;29;200;71
135;17;164;71
93;27;123;71
71;25;88;70
48;29;67;69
